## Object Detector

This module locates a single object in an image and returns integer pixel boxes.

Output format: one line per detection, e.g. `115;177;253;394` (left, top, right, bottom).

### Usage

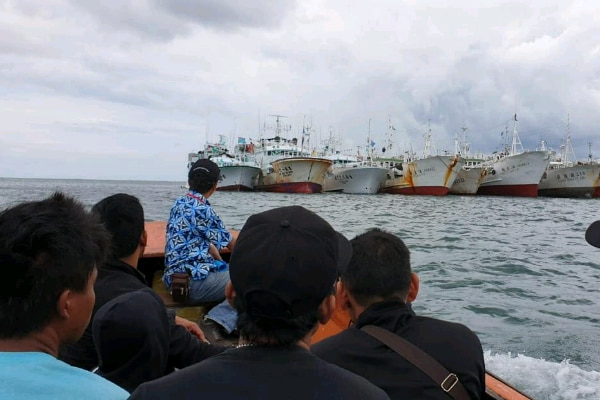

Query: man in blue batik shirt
164;158;238;343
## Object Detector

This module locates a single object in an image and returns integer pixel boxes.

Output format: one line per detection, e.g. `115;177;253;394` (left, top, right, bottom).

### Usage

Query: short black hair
342;228;411;306
92;194;144;259
188;173;216;194
0;192;110;338
234;292;321;347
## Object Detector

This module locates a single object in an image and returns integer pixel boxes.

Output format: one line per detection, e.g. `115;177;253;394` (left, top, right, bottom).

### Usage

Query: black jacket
312;301;486;399
59;259;226;372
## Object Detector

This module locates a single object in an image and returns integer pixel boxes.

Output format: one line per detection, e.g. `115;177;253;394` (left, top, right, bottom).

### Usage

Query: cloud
1;0;600;180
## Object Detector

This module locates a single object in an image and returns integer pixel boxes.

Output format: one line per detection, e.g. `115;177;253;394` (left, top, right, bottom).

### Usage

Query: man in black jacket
586;220;600;249
312;228;485;400
59;193;226;377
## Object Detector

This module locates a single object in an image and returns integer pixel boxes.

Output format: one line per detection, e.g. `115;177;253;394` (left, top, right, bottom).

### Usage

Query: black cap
585;220;600;249
229;206;352;319
188;159;220;183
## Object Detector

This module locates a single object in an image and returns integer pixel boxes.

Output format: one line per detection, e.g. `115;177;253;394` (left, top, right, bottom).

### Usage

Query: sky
1;0;599;181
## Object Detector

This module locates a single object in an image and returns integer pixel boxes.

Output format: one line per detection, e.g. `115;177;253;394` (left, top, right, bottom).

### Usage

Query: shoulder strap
361;325;471;400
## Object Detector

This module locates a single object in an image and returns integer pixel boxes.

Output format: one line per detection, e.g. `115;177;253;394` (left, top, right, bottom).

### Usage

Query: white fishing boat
254;115;331;193
477;115;550;197
322;124;388;194
378;121;465;196
449;127;487;195
188;136;261;191
538;123;600;198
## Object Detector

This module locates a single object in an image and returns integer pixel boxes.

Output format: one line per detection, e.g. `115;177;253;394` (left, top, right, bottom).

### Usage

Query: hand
175;315;208;343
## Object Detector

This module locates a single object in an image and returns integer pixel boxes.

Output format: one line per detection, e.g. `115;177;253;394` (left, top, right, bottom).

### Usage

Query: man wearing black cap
164;158;238;341
130;206;390;400
586;220;600;249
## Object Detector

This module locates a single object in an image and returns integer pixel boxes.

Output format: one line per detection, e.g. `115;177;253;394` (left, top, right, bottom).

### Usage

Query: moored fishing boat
537;126;600;198
377;122;464;196
449;126;487;195
139;220;533;400
477;115;550;197
254;115;331;194
188;136;261;191
322;126;388;194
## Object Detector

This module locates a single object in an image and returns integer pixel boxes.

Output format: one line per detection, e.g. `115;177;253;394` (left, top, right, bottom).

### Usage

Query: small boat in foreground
139;221;533;400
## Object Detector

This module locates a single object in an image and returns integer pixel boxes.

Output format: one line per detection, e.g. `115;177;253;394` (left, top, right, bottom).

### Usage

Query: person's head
93;288;169;393
92;194;146;260
338;228;418;314
586;220;600;249
188;159;220;194
0;192;110;345
226;206;351;347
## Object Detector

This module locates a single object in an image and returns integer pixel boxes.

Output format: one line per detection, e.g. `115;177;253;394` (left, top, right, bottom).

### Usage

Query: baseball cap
585;220;600;248
188;159;220;183
229;206;352;319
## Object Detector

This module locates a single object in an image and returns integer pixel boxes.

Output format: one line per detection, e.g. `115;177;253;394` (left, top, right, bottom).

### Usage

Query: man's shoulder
413;315;481;342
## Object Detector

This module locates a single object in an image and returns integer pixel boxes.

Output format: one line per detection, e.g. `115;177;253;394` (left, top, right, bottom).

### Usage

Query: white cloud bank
1;0;599;180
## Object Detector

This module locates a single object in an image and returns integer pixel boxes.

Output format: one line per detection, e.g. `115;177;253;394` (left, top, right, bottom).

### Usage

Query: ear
317;294;336;325
225;281;236;308
336;280;351;311
407;272;420;302
140;230;148;247
56;290;72;319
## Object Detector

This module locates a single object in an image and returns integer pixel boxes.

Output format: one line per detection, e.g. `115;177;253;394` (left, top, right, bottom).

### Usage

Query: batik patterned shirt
163;191;232;287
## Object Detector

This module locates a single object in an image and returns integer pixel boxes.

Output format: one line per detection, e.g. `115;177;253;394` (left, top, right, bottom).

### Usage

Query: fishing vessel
537;122;600;198
449;126;487;195
378;121;465;196
253;115;331;194
477;115;550;197
322;125;388;194
188;136;261;191
140;221;533;400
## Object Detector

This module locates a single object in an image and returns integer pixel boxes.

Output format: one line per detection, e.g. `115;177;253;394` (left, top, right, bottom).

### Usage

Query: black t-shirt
129;346;390;400
312;301;486;400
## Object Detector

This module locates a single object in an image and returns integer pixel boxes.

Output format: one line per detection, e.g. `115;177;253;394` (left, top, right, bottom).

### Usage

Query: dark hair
342;228;411;307
0;192;110;338
188;173;216;194
233;292;321;347
92;194;144;259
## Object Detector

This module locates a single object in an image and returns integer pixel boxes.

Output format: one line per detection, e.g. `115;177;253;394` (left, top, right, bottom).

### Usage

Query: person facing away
92;288;170;393
164;158;239;340
0;192;128;400
312;228;486;400
130;206;390;400
59;193;226;378
585;220;600;249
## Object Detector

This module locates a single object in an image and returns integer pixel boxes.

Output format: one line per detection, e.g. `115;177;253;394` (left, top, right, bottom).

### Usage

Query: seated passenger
59;193;226;374
130;206;390;400
312;228;486;399
164;159;239;342
93;288;170;392
0;192;128;399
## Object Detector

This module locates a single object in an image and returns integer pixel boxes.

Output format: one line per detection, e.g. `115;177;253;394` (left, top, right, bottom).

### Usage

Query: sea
1;177;600;400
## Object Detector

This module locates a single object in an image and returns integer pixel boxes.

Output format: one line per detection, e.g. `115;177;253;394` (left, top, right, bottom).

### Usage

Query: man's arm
167;317;228;369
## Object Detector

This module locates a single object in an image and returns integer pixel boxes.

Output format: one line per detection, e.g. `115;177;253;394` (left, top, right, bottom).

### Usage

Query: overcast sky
1;0;599;180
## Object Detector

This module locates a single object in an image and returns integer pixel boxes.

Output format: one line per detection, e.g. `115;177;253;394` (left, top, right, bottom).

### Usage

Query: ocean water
1;177;600;399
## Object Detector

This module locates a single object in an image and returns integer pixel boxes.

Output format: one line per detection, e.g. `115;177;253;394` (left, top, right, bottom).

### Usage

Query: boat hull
379;155;464;196
217;166;262;191
450;166;486;195
323;166;388;194
477;151;549;197
538;163;600;198
256;157;331;194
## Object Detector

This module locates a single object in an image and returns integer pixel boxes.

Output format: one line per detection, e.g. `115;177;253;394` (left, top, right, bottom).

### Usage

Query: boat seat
151;270;211;322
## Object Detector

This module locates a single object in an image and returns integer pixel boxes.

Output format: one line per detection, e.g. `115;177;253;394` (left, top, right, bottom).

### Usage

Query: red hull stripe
257;182;322;194
217;185;254;192
379;186;449;196
477;184;538;197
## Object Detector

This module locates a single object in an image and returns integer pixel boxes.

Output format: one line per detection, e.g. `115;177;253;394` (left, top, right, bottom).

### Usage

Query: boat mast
423;119;435;158
564;114;576;166
510;114;523;155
